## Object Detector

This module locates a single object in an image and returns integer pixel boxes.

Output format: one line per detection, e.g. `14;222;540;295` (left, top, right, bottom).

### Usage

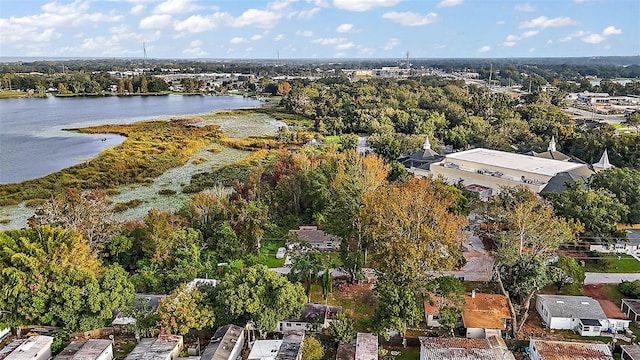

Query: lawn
309;282;376;332
260;238;286;268
384;346;421;360
584;254;640;273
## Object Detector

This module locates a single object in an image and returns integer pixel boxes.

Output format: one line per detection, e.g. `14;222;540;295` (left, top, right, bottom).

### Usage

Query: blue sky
0;0;638;59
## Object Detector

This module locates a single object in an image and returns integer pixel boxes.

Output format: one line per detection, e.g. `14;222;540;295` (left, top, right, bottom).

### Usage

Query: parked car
276;247;286;259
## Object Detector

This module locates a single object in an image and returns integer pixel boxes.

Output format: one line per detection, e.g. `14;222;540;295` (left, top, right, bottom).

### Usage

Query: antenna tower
405;51;410;70
143;42;148;69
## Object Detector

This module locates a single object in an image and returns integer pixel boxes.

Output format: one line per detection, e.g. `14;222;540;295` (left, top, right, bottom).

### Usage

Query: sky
0;0;638;59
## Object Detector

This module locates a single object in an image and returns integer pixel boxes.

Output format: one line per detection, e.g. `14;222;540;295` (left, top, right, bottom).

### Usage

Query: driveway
584;272;640;284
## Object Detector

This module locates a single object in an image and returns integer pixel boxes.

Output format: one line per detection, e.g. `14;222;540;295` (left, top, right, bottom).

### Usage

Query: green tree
327;312;356;345
543;182;628;240
550;255;585;291
157;285;215;335
0;226;134;331
213;265;306;334
340;134;359;150
288;250;324;301
591;168;640;224
425;276;465;336
141;76;148;93
373;277;422;340
301;336;324;360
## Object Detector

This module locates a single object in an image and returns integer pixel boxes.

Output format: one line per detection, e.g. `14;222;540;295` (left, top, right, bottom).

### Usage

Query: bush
158;189;177;195
618;280;640;298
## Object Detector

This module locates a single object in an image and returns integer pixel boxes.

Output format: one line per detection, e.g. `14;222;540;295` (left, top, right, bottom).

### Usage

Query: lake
0;94;262;184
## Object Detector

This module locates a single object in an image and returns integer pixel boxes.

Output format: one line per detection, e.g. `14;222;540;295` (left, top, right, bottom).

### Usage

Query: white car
276;247;286;259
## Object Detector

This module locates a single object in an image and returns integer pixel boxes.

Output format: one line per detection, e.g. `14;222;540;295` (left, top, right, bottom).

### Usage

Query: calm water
0;95;262;184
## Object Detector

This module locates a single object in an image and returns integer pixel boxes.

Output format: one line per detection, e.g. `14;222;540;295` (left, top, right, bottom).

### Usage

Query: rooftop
247;340;282;360
200;324;244;360
275;331;304;360
419;337;514;360
537;295;607;320
461;292;511;330
2;335;53;360
124;335;183;360
290;226;339;245
354;333;377;360
530;339;613;360
287;303;342;323
55;339;113;360
621;344;640;360
622;299;640;314
443;148;587;177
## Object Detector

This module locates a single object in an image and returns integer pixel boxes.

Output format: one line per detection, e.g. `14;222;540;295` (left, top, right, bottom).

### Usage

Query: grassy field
0;91;26;99
584;254;640;273
384;346;420;360
260;238;286;268
309;282;376;332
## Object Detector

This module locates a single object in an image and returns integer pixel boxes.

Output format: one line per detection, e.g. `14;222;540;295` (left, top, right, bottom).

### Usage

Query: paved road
585;272;640;284
564;107;626;123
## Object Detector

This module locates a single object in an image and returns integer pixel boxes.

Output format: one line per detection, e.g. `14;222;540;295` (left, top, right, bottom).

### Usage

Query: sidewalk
585;272;640;284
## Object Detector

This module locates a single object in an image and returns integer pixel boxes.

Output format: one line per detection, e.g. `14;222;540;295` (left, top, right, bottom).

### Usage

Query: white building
125;335;183;360
415;148;593;195
536;295;630;336
200;324;245;360
247;340;283;360
1;335;53;360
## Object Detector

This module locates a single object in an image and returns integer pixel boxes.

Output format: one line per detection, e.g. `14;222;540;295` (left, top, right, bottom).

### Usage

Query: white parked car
276;247;286;259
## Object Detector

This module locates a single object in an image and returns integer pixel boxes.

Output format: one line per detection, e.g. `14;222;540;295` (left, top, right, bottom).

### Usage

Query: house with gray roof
0;335;53;360
124;335;183;360
536;295;630;336
419;336;515;360
277;304;342;333
200;324;244;360
55;339;113;360
589;229;640;255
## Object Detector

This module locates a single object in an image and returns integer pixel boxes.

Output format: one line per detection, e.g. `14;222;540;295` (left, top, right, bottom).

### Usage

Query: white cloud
477;45;490;53
313;37;346;45
582;34;606;44
382;11;438;26
384;37;400;50
274;34;285;41
502;30;538;47
515;3;536;12
520;16;575;29
333;0;402;12
173;13;230;33
336;23;354;33
251;34;263;41
139;14;173;29
131;4;146;15
297;7;321;19
437;0;463;7
336;42;355;50
268;0;296;11
183;40;205;56
529;47;535;52
229;9;281;28
571;30;587;37
603;26;622;35
153;0;201;14
307;0;330;7
230;37;246;44
496;20;505;25
296;30;314;37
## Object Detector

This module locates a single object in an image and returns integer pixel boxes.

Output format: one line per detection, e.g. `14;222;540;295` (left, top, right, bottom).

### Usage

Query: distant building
0;335;53;360
589;229;640;254
397;137;443;169
277;304;342;333
55;339;113;360
528;339;613;360
288;226;340;252
415;148;593;196
125;335;183;360
419;336;515;360
200;324;245;360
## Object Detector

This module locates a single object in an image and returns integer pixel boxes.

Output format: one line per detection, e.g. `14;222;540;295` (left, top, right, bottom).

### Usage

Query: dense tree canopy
0;226;134;331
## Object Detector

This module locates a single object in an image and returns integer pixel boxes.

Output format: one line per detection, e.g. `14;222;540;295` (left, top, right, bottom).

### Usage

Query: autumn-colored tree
277;81;291;95
141;76;148;93
157;285;215;335
29;189;120;254
301;336;324;360
362;177;467;287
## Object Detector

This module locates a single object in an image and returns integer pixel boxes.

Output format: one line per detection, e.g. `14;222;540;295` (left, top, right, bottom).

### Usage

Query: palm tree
288;250;324;302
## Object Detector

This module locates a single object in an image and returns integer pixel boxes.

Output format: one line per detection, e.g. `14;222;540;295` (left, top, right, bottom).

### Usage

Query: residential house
200;324;245;360
277;304;341;333
528;339;613;360
125;335;183;360
589;229;640;254
247;331;304;360
423;291;511;338
462;291;511;339
289;226;340;251
55;339;113;360
0;335;53;360
419;336;515;360
536;295;630;336
622;344;640;360
621;299;640;323
336;333;378;360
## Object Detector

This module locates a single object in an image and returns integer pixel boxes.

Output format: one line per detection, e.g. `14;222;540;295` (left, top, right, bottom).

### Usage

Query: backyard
583;253;640;273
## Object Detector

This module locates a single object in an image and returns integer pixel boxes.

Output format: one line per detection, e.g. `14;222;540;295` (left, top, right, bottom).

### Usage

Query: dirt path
582;284;626;318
